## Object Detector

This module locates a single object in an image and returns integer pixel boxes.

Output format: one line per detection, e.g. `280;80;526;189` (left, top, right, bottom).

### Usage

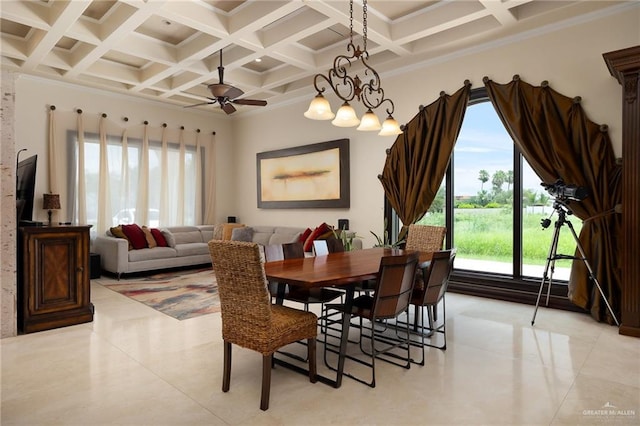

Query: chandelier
304;0;402;136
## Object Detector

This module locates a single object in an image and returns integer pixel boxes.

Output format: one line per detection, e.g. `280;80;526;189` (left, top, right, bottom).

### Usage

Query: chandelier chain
363;0;367;52
349;0;354;45
303;0;402;135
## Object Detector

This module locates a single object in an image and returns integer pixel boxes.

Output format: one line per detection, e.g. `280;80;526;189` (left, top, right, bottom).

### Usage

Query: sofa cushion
110;225;133;250
231;226;254;242
171;227;204;245
128;247;177;262
213;223;225;240
175;243;209;257
162;229;176;248
151;228;168;247
251;226;276;246
269;231;302;245
141;226;157;248
303;222;331;252
199;225;215;242
121;224;148;250
222;223;245;240
299;227;312;244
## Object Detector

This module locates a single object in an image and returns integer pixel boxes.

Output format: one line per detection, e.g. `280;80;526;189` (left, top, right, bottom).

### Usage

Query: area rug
100;268;220;320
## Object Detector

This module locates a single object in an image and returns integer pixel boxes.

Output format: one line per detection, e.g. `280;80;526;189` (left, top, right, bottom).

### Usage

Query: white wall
232;8;639;248
9;6;639;237
14;76;234;224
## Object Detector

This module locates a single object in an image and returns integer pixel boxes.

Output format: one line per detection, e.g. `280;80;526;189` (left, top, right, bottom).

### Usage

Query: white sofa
93;225;311;279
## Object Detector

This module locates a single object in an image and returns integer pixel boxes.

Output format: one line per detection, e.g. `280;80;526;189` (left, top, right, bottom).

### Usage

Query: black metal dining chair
323;252;419;387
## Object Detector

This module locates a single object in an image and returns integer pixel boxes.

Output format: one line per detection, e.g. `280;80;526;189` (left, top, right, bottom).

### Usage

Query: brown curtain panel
379;81;471;238
484;75;622;324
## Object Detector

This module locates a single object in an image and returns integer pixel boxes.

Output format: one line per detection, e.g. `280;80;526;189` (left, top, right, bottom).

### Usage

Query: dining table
264;247;432;388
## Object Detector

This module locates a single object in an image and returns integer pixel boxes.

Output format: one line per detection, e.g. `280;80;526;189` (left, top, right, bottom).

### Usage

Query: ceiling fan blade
222;103;236;114
232;99;267;106
223;86;244;100
184;99;217;108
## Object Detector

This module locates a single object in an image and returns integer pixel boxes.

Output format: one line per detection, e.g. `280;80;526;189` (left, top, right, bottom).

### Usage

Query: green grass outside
417;209;582;268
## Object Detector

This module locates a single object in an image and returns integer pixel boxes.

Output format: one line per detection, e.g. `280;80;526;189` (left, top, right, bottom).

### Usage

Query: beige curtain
117;128;130;223
97;115;111;232
136;123;150;226
194;131;203;225
76;111;87;225
159;125;169;226
56;111;213;231
177;128;186;224
484;76;622;324
203;132;217;224
379;81;471;238
47;107;58;194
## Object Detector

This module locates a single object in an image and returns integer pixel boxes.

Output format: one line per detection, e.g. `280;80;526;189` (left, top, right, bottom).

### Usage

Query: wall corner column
1;70;18;338
603;45;640;338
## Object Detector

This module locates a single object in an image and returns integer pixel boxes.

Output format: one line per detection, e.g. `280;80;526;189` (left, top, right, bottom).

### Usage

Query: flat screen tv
16;154;37;224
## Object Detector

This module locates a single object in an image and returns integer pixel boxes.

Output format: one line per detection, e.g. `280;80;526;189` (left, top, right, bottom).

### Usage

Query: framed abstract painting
257;138;350;209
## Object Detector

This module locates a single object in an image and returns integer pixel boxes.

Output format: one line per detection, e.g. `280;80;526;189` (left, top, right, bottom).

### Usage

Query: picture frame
257;138;350;209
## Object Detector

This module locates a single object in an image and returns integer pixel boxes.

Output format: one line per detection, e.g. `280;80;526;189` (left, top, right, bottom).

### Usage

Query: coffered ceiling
0;1;633;115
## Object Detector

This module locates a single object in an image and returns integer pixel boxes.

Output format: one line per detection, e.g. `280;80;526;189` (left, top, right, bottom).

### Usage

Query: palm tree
506;170;514;191
492;170;506;193
478;169;489;191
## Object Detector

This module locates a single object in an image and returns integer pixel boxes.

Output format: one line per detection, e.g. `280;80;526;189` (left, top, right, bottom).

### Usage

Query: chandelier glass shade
304;0;402;136
332;102;360;127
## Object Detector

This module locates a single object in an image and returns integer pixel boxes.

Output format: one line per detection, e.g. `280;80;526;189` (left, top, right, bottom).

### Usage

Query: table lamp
43;193;61;226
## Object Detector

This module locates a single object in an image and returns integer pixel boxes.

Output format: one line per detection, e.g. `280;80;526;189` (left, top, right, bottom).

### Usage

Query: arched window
393;88;582;309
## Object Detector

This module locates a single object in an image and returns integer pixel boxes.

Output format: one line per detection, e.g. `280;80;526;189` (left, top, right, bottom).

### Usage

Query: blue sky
454;102;543;197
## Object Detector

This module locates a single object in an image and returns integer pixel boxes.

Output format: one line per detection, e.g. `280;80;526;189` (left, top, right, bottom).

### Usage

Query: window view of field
416;102;582;281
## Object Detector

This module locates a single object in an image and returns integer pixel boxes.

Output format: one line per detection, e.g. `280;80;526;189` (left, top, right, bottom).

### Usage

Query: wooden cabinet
18;225;94;333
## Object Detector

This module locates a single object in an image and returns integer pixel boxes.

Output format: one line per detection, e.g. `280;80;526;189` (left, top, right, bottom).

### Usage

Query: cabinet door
23;228;90;316
27;234;84;314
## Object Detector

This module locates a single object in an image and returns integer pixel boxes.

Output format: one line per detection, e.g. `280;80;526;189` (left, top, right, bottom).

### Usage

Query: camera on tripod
541;179;589;201
532;179;619;326
539;179;587;229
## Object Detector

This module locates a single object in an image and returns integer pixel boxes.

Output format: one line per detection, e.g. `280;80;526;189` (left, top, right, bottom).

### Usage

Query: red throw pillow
303;222;331;252
121;224;148;250
299;228;312;244
150;228;168;247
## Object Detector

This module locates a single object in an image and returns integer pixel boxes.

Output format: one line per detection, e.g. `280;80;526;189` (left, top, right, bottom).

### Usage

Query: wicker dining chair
405;224;446;253
324;252;419;387
208;240;318;411
405;224;447;315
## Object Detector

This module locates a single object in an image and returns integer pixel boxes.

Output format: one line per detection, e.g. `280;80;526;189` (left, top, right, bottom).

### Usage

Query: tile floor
2;277;639;425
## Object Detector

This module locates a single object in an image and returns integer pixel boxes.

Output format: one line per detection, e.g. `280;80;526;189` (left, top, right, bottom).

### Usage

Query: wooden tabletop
264;247;431;288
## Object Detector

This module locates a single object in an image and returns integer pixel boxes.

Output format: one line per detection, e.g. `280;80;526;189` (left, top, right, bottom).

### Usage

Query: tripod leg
565;222;620;326
532;222;562;326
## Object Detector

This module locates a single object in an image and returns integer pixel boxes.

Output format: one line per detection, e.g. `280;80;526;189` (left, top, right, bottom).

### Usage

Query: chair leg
222;341;231;392
308;338;317;383
261;354;272;411
370;329;377;388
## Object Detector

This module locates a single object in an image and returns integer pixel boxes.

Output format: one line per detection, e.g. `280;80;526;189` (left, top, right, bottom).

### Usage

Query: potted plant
332;225;359;251
370;219;405;248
